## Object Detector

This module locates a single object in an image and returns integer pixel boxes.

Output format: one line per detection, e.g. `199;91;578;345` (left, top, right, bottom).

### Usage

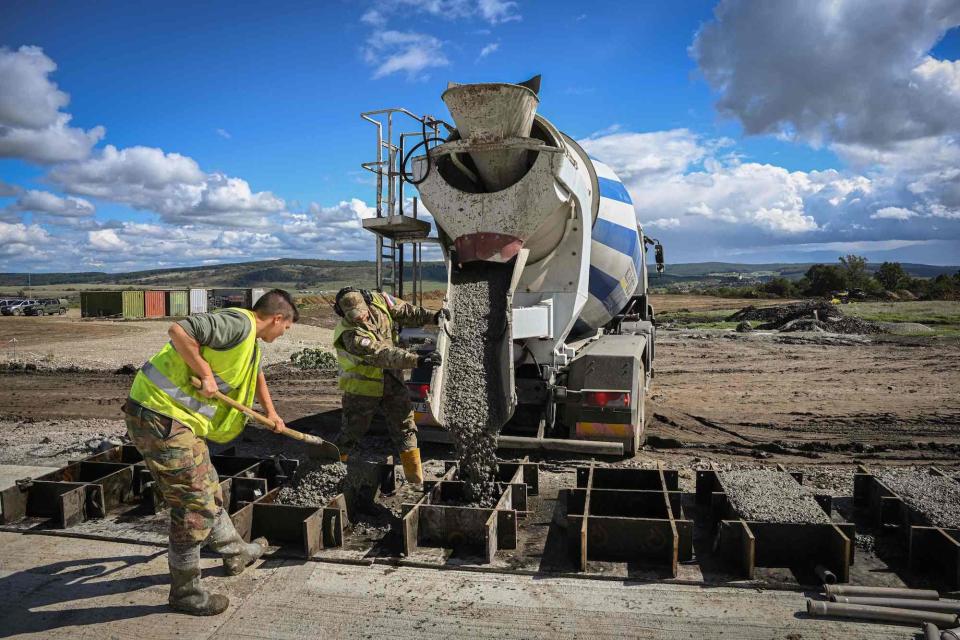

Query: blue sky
1;0;959;271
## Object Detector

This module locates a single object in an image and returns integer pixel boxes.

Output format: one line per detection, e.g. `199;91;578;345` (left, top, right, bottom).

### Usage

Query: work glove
416;351;442;368
433;308;450;324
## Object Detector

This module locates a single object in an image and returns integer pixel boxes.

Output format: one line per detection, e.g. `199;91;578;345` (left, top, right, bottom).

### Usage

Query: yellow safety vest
129;308;261;443
333;293;396;397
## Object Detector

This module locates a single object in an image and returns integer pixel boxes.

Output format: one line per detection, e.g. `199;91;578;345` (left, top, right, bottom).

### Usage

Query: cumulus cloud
362;0;520;25
0;221;52;258
0;46;105;163
6;189;95;219
691;0;960;147
363;31;449;80
49;145;285;227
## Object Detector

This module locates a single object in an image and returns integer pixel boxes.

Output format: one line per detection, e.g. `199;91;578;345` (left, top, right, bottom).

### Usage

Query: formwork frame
401;459;539;563
696;465;854;582
566;463;693;576
853;464;960;589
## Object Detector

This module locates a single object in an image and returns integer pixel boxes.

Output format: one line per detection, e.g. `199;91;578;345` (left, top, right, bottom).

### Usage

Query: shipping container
167;290;189;317
209;288;250;310
122;291;145;319
81;291;124;318
250;288;267;306
145;290;166;318
189;288;207;315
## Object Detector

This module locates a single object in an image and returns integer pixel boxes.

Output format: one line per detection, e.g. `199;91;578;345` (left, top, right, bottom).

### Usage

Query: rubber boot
400;447;423;485
168;542;230;616
207;510;268;576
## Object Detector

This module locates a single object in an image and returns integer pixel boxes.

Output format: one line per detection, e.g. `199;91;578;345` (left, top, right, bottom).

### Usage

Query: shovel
189;376;341;462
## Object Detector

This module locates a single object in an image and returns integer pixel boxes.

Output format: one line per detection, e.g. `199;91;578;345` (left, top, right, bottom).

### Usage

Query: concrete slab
0;531;916;639
0;464;57;516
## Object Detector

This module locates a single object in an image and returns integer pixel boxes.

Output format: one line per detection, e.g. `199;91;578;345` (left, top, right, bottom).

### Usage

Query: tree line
680;256;960;301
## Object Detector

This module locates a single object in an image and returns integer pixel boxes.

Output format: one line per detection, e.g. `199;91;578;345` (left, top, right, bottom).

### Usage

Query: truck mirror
655;244;664;273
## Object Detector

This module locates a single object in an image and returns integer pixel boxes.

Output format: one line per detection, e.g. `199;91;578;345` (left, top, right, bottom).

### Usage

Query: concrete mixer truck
359;76;664;456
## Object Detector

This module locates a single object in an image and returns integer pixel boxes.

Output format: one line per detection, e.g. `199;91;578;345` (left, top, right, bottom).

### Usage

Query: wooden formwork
853;464;960;589
565;463;693;576
696;465;854;582
401;459;539;564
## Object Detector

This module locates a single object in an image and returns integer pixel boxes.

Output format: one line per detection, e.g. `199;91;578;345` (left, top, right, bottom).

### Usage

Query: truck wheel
59;308;66;315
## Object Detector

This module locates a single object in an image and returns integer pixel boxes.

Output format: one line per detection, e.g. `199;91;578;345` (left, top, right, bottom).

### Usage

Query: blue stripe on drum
597;176;632;205
593;218;638;259
587;266;629;314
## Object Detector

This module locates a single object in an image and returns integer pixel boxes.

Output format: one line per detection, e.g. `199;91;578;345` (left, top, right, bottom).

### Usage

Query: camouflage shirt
338;292;435;369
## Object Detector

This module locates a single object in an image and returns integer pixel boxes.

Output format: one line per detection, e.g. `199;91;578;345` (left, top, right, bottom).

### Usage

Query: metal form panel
402;459;538;564
144;290;166;317
80;291;123;318
167;290;189;317
189;288;207;314
853;465;960;589
250;288;266;306
566;464;691;576
696;466;854;582
121;290;145;319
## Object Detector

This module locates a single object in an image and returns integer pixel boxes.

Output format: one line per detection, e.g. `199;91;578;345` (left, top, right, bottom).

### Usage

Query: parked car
1;299;38;316
23;298;67;316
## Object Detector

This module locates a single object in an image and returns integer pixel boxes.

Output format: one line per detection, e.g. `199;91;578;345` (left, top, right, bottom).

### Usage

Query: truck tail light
583;391;631;408
408;383;430;401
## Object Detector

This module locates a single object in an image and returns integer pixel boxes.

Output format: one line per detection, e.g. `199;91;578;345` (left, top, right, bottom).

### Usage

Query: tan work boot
400;447;424;485
168;542;229;616
207;510;269;576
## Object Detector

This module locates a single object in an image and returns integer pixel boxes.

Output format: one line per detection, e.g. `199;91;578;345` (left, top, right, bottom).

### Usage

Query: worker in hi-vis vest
332;287;446;484
123;289;297;616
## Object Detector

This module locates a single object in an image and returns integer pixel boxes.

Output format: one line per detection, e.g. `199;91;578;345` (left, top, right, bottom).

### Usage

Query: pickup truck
1;299;39;316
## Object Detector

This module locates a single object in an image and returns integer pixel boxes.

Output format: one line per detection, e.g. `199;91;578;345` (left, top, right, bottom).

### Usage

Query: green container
167;290;189;317
81;291;123;317
122;290;145;319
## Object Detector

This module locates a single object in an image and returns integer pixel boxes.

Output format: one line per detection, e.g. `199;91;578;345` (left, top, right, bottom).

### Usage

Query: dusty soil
0;294;957;472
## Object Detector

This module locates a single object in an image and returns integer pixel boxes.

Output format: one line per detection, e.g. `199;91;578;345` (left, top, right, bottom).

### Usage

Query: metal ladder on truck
359;108;447;305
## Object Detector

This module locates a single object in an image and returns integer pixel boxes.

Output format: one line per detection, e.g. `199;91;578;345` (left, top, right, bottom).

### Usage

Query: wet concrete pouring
439;263;513;507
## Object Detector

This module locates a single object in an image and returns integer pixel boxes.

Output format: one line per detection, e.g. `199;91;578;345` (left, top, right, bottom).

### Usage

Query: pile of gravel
719;469;832;524
876;468;960;529
275;460;348;507
727;302;884;335
440;263;512;507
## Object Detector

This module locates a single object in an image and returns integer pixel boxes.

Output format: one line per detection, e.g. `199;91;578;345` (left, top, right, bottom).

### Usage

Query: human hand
433;308;450;324
265;411;285;433
198;375;219;398
416;351;442;368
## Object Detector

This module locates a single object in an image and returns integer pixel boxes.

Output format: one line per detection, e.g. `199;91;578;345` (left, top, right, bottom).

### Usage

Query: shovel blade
307;439;341;463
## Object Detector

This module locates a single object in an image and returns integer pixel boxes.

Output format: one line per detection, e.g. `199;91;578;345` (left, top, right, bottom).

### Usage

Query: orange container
145;290;166;318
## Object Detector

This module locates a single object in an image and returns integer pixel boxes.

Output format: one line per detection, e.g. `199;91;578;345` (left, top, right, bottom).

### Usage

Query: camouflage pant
124;406;222;545
337;372;418;454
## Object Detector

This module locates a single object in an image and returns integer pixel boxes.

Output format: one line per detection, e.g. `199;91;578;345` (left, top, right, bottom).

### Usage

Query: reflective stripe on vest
334;323;384;397
140;362;217;418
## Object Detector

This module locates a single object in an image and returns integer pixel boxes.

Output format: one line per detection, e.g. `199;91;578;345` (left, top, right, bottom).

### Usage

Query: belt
122;398;173;429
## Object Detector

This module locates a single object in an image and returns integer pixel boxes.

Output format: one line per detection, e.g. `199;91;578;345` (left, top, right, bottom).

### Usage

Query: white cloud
478;42;499;59
364;31;449;80
0;46;105;163
581;129;715;182
477;0;520;24
0;221;51;258
49;145;285;227
872;206;918;220
88;228;129;252
691;0;960;147
362;0;520;25
645;217;681;229
215;128;232;139
7;189;95;218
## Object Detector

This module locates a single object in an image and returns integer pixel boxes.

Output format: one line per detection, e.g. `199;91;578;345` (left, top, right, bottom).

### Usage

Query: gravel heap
727;302;884;335
877;468;960;529
719;469;832;524
275;460;348;507
441;263;512;507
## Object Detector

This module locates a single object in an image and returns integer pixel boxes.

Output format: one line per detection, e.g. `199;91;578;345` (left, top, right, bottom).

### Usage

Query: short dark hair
253;289;299;322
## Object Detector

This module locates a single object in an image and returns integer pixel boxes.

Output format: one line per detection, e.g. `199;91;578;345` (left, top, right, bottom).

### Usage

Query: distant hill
0;259;956;289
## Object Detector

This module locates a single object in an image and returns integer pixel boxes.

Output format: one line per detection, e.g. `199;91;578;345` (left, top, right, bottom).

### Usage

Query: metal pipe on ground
925;622;941;640
825;584;940;600
833;597;960;614
815;564;837;585
806;599;958;628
